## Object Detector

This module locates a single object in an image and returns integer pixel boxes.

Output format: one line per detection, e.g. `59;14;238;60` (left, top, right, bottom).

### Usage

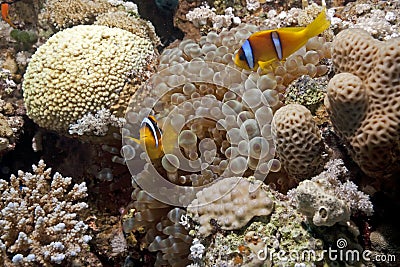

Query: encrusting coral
22;24;158;135
288;159;374;227
324;28;400;179
369;223;400;259
187;177;274;237
272;103;326;180
189;182;325;267
0;160;91;266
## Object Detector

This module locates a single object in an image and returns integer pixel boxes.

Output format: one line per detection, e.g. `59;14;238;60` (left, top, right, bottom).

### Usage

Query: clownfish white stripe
271;31;283;60
242;39;255;70
141;117;161;147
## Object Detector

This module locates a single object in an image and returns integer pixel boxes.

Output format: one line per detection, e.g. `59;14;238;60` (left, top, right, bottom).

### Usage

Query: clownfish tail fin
304;8;330;39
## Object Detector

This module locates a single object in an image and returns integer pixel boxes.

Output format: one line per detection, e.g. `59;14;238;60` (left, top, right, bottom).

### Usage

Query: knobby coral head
325;28;400;180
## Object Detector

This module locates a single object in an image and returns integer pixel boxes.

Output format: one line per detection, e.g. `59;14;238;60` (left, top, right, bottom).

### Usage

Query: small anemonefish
234;8;331;71
130;115;165;160
1;0;18;28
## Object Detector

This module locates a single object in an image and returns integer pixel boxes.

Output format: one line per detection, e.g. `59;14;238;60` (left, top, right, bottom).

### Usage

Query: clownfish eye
238;49;246;61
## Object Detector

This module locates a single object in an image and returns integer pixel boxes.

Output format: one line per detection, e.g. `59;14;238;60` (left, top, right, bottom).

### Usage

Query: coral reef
93;11;161;47
185;3;241;31
122;20;332;197
0;68;25;157
272;103;326;180
288;159;373;227
22;24;158;135
190;185;325;267
1;0;399;266
187;177;274;237
0;160;91;266
40;0;114;30
284;75;328;113
332;0;400;40
120;7;332;265
325;28;400;179
39;0;161;46
68;109;126;136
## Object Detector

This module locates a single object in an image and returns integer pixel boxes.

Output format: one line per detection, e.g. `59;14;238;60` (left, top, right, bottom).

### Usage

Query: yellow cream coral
22;24;157;133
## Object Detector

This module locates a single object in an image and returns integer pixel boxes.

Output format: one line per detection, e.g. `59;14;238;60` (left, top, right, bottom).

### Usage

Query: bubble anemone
121;21;332;267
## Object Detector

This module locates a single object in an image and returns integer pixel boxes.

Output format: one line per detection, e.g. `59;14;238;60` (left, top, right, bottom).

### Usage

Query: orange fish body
130;115;179;160
1;2;16;28
234;8;330;71
130;115;164;160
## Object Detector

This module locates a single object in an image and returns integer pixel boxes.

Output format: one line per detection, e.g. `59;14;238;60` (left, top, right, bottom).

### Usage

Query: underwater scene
0;0;399;266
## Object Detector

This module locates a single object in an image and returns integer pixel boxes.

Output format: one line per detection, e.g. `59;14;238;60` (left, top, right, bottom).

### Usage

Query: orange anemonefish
1;1;18;28
234;8;331;71
130;115;165;160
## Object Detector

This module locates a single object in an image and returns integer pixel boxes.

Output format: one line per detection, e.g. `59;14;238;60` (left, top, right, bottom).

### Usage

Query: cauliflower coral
22;24;157;133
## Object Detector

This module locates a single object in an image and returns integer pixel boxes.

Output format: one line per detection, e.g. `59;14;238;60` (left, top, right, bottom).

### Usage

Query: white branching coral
0;160;91;266
246;0;260;11
0;68;16;94
190;238;205;260
68;108;126;136
107;0;138;13
186;3;240;29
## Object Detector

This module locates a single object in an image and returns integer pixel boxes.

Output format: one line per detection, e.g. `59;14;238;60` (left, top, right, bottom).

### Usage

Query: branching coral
0;160;90;266
332;2;400;40
186;3;241;30
324;28;400;179
68;108;126;136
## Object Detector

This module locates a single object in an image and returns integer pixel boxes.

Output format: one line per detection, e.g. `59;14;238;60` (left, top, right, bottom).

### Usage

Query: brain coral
324;28;400;179
22;24;157;133
272;103;326;180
